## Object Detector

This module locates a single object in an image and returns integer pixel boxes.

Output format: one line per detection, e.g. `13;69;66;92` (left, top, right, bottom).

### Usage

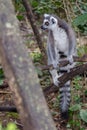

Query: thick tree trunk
0;0;57;130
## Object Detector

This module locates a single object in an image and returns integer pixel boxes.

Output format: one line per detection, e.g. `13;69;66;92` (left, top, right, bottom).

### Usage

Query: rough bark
0;1;57;130
21;0;46;62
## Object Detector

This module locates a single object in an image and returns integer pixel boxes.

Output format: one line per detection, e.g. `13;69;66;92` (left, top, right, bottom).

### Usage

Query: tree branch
41;54;87;70
21;0;46;62
43;63;87;95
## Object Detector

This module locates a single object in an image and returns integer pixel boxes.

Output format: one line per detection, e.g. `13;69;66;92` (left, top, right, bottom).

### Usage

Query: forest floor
0;18;87;130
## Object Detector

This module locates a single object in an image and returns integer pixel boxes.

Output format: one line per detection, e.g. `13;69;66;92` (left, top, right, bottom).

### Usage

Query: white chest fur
52;27;69;54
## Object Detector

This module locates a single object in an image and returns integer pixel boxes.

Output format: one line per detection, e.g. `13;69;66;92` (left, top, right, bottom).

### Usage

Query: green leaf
6;123;18;130
80;109;87;123
31;1;38;8
73;13;87;26
80;128;85;130
17;15;24;21
0;124;2;130
36;68;43;77
0;68;5;79
69;104;81;112
0;79;4;85
85;90;87;96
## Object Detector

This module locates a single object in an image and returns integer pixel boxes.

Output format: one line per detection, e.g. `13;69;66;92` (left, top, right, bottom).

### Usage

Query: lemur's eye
45;21;49;26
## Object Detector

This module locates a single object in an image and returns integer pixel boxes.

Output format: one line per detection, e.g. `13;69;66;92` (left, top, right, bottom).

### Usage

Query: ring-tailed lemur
41;14;77;119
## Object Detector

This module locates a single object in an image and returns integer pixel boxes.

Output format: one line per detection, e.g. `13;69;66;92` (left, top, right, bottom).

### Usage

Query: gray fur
41;14;77;119
57;16;77;56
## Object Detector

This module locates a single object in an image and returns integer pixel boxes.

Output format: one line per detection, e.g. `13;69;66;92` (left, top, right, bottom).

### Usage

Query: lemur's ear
51;18;55;24
44;14;49;18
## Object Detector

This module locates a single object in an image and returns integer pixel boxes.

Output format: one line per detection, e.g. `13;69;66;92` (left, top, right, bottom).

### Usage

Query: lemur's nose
41;25;44;29
41;25;47;30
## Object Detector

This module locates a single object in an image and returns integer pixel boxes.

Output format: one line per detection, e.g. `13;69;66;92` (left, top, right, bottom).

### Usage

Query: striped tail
59;81;71;119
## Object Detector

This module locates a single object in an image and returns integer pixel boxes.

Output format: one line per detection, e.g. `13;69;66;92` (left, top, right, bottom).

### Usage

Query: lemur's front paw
68;55;73;64
53;75;60;87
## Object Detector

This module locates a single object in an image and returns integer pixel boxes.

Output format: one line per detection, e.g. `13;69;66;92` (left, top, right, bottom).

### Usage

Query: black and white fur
41;14;77;119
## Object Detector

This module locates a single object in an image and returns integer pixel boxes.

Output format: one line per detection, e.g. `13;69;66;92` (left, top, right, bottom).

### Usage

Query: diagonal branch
43;62;87;95
41;54;87;70
21;0;46;62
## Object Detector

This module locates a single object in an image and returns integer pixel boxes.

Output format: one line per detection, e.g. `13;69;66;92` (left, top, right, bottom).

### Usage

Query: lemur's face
41;14;58;30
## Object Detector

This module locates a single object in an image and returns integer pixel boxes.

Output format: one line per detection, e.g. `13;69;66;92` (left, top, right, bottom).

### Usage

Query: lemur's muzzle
41;25;47;30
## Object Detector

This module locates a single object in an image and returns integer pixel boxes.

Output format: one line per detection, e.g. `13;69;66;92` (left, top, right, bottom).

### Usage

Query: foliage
69;104;81;112
73;13;87;35
0;123;18;130
72;0;87;34
80;109;87;123
0;68;4;86
13;0;25;20
13;0;63;19
77;45;87;56
13;0;24;13
35;67;43;78
6;123;18;130
30;0;62;15
14;0;87;34
7;112;19;119
73;14;87;26
65;75;87;129
31;0;87;34
30;52;43;63
0;68;4;79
